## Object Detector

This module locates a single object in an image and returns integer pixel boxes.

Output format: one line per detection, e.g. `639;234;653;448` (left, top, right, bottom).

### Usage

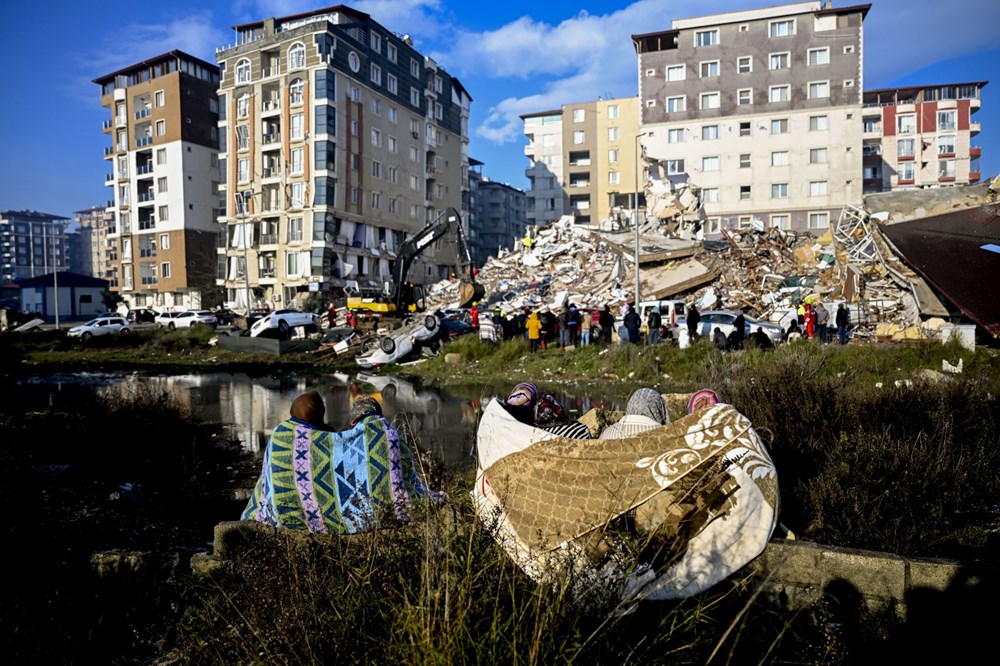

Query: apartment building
214;5;471;310
633;1;867;235
94;50;222;311
71;206;116;280
472;177;528;266
0;210;69;282
522;110;565;227
861;82;987;192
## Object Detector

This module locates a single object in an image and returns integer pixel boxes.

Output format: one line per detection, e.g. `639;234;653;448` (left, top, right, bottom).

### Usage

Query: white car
677;310;785;346
67;316;133;340
155;311;180;328
355;315;440;368
169;310;219;329
249;309;321;339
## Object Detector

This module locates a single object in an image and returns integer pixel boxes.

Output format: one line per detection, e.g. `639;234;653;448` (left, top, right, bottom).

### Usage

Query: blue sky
1;0;998;218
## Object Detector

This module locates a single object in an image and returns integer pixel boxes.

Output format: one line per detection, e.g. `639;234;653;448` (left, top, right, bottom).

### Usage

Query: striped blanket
242;416;435;534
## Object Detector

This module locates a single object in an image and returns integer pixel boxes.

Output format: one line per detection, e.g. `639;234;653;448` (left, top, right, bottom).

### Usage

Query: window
290;182;305;207
410;88;420;107
769;20;794;37
737;56;752;74
157;205;169;222
897;114;916;134
236;59;251;83
609;172;620;185
237;94;250;117
291;113;304;140
740;185;751;199
286;251;301;276
371;98;381;115
388;107;397;123
387;74;397;94
899;162;915;181
289;43;305;69
771;215;790;230
573;130;585;144
695;29;719;47
739;154;751;168
410;58;419;77
159;233;170;250
667;128;685;144
289;79;304;105
646;99;656;108
702;125;719;140
703;188;720;203
434;75;443;93
666;96;685;112
938;135;956;155
154;90;164;107
770;85;790;102
897;138;915;157
290;147;303;174
371;128;381;146
809;213;829;229
155;119;166;136
387;42;396;62
608;127;619;141
771;183;788;198
410;175;420;190
810;115;829;131
938;160;956;178
702;156;719;171
434;101;443;120
388;136;398;153
810;148;828;164
738;89;752;106
370;32;382;53
349;85;360;102
666;65;685;81
573;109;585;122
700;60;719;78
808;81;830;99
160;262;171;279
370;63;382;85
237;158;249;183
769;52;790;70
371;192;381;209
771;151;789;166
667;159;685;175
938;110;957;130
608;149;619;163
810;181;828;196
771;118;789;134
371;160;381;179
808;48;830;66
608;105;619;119
700;92;720;110
156;148;166;165
739;121;751;137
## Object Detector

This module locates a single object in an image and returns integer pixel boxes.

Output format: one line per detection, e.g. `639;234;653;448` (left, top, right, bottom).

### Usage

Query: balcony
137;192;155;203
262;166;278;179
259;233;278;245
136;163;154;176
136;136;153;148
105;173;114;185
263;66;281;78
970;146;982;159
262;133;281;145
260;267;277;279
104;146;115;157
261;99;281;114
116;116;127;128
134;107;151;120
102;119;113;131
970;171;981;182
971;121;981;134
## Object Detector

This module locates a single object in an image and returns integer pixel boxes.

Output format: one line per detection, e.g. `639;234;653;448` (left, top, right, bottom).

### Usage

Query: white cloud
233;0;447;43
88;11;226;74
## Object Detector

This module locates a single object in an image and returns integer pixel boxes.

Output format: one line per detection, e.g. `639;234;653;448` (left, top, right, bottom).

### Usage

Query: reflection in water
21;372;622;470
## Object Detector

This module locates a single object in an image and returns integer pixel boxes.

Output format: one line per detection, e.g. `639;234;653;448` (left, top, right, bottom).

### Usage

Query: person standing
557;307;569;348
836;303;850;345
599;305;614;345
804;302;816;339
815;302;829;343
581;308;593;347
687;304;701;340
647;307;662;345
525;309;542;353
566;305;580;346
624;306;641;345
469;302;480;331
732;310;746;350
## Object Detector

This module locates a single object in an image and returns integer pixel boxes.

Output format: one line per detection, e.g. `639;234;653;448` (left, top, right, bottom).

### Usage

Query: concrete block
444;352;462;364
907;557;964;593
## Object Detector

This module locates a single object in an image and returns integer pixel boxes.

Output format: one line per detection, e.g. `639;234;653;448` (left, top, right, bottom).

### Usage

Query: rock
444;353;461;365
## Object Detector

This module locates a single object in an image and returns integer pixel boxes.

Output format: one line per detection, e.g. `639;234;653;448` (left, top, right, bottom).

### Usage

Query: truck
346;207;485;332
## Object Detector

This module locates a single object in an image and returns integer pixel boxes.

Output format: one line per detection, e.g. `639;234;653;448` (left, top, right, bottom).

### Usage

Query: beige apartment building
214;5;471;310
72;206;116;281
95;51;222;311
861;82;987;192
523;96;641;227
633;1;867;235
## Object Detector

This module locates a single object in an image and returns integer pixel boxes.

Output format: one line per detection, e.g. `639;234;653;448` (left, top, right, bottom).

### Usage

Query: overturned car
355;314;441;368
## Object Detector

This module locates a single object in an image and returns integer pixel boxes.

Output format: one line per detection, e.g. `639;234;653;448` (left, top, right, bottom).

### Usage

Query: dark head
290;391;327;429
350;396;383;426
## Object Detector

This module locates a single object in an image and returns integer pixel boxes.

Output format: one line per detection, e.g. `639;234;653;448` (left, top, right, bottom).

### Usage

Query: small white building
18;271;110;321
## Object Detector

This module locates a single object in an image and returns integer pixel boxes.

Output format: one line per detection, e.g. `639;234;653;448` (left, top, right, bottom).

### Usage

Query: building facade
861;82;987;193
214;5;471;310
94;50;222;311
472;177;528;266
633;1;867;235
71;206;116;280
0;210;69;283
522;110;565;227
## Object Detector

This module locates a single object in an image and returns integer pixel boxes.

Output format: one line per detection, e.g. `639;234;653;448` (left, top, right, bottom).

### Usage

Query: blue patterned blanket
242;416;436;534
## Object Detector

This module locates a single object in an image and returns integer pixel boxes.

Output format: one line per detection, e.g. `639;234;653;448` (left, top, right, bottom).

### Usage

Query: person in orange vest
470;302;480;330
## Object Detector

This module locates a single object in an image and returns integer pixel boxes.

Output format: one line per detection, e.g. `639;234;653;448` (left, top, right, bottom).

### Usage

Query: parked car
249;309;321;339
67;316;133;340
155;311;180;328
675;310;785;346
169;310;219;329
356;315;440;368
440;318;474;340
126;308;158;324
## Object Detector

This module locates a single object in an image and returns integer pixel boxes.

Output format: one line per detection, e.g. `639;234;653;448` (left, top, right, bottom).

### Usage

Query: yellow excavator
346;208;485;330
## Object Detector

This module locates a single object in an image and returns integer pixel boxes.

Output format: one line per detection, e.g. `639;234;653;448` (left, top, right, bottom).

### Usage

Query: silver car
67;316;133;340
170;310;219;329
679;310;785;344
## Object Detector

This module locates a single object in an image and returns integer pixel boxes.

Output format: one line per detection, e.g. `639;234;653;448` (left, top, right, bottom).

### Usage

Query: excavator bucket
458;279;486;308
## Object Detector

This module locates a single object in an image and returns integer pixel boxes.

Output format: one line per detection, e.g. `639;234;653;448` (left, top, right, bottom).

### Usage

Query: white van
616;300;687;339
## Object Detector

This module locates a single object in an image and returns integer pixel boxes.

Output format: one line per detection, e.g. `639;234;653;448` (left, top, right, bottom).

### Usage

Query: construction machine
346;208;485;331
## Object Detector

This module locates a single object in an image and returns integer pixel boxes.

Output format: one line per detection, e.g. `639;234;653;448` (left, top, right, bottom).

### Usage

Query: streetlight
634;131;651;306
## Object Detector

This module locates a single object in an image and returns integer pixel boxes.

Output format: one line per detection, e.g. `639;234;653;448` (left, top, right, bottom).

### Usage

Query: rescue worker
469;302;480;331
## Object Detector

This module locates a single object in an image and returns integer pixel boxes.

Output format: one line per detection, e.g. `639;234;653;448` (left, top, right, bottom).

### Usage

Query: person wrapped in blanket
599;387;670;439
503;382;592;439
241;391;442;534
